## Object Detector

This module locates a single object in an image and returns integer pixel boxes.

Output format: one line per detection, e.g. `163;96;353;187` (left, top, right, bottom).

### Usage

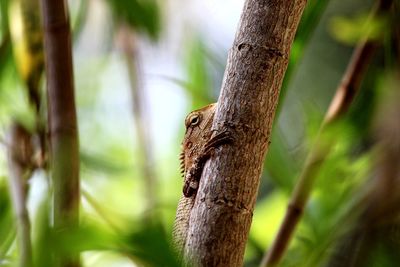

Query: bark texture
41;0;80;266
184;1;307;266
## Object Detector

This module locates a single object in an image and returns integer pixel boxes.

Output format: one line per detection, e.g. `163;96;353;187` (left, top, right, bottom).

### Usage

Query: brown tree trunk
41;0;80;266
184;1;307;266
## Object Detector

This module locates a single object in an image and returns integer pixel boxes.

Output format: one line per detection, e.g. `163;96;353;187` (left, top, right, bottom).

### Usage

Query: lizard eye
186;113;201;127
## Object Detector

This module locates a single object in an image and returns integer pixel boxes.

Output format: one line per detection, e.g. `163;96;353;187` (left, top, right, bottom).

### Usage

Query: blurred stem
326;71;400;267
81;189;121;233
261;1;393;266
6;123;33;267
118;25;157;216
41;0;80;266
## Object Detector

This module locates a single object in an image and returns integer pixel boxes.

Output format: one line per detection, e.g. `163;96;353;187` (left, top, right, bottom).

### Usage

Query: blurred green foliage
107;0;161;40
248;0;399;266
330;13;388;45
278;0;330;110
0;180;15;262
183;36;217;107
0;0;11;77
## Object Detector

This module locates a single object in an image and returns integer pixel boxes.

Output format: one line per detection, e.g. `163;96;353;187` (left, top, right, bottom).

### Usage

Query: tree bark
184;1;307;266
41;0;80;266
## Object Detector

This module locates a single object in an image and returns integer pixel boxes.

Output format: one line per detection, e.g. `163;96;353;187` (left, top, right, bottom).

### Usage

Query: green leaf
0;179;15;260
107;0;161;40
330;13;388;45
122;221;180;267
183;36;217;108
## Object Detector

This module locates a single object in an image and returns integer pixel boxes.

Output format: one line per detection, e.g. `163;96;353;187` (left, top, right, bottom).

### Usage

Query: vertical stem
41;0;80;266
7;123;33;267
119;25;157;215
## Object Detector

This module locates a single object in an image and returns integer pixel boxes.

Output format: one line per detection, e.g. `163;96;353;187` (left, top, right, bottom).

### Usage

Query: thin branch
325;71;400;267
118;25;157;215
6;123;33;267
41;0;80;266
261;1;394;266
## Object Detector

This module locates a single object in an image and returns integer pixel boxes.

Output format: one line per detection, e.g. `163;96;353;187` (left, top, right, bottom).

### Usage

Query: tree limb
183;1;307;266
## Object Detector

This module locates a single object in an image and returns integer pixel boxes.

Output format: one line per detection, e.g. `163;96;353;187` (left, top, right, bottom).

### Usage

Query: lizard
172;103;233;259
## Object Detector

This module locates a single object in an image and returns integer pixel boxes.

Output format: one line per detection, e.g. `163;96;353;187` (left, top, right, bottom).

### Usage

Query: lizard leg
203;130;234;155
183;130;234;197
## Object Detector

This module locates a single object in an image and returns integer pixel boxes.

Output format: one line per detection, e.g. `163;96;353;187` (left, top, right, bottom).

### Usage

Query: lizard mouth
179;151;185;177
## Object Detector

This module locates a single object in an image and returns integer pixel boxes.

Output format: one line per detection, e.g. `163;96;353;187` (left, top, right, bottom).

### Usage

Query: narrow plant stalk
6;123;33;267
118;25;157;215
261;1;393;266
326;74;400;267
41;0;80;266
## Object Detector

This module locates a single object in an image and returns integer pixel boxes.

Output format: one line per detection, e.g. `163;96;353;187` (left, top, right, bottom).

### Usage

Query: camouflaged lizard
172;103;233;257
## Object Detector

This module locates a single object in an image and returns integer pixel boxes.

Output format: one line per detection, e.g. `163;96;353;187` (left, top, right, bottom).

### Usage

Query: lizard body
173;103;216;256
173;103;233;258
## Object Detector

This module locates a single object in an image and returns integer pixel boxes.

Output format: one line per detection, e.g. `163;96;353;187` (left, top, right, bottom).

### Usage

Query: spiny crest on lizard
179;103;216;195
179;103;235;198
173;103;217;257
173;103;234;257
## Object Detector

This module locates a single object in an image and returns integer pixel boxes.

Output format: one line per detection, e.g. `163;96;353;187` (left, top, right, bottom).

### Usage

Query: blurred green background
0;0;399;266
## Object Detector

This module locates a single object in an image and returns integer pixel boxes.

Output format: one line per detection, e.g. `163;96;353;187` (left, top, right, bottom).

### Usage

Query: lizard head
179;103;217;177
